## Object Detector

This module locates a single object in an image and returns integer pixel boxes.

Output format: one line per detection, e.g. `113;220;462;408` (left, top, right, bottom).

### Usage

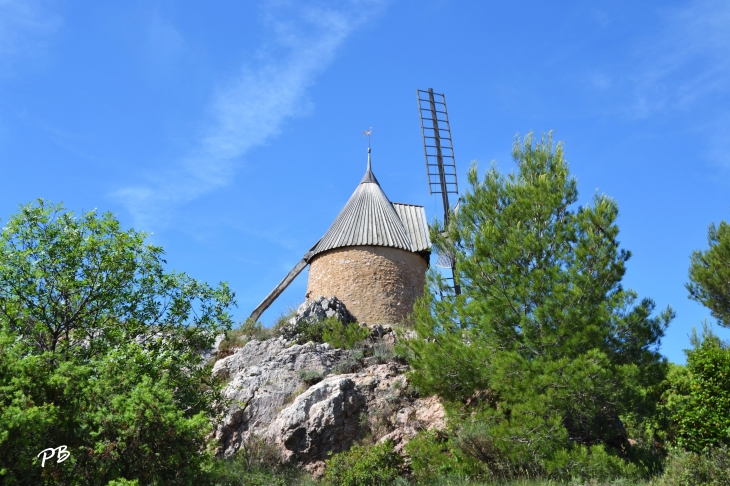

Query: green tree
402;133;672;478
687;218;730;327
0;200;235;485
672;330;730;452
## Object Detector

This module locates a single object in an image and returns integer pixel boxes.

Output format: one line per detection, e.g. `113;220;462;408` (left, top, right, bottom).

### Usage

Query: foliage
669;330;730;452
650;446;730;486
0;200;235;485
296;315;368;349
333;348;365;374
322;439;404;486
299;369;325;386
401;133;671;478
372;342;395;364
322;318;369;349
406;425;644;484
686;218;730;327
218;319;277;357
210;437;314;486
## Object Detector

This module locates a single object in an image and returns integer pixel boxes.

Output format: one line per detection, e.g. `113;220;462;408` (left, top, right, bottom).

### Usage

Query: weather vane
363;127;372;148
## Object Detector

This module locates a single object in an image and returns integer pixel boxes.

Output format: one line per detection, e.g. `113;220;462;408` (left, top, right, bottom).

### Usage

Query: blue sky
1;0;728;363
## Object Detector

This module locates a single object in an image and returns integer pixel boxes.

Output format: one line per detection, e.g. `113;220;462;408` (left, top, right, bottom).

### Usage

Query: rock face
280;296;356;341
214;336;445;473
264;362;445;473
212;336;354;455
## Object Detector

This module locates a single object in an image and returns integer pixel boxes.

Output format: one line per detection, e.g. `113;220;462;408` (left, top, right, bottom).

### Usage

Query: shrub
333;349;365;375
218;319;276;357
299;369;325;386
0;201;234;485
670;333;730;452
322;318;369;349
210;437;315;486
322;440;404;486
372;343;395;363
651;446;730;486
406;430;480;483
296;316;368;349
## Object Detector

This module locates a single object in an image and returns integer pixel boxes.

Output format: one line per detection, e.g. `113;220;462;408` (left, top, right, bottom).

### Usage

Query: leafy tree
0;200;235;485
658;323;730;454
687;218;730;327
402;133;672;477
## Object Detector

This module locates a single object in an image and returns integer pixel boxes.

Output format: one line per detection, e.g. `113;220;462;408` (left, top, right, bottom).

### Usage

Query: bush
218;319;277;357
211;437;314;486
0;201;234;485
651;446;730;486
296;316;368;349
323;440;404;486
664;327;730;452
322;319;369;349
299;369;325;386
333;349;365;375
372;343;395;363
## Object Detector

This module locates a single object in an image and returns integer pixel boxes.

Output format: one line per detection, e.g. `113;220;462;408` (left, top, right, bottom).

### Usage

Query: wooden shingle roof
311;150;430;258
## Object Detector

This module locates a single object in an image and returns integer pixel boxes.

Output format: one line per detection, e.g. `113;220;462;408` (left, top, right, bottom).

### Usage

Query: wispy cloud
114;1;383;228
0;0;61;73
632;0;730;117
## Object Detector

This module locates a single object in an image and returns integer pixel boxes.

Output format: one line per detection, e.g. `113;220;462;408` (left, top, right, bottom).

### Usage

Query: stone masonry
306;245;427;325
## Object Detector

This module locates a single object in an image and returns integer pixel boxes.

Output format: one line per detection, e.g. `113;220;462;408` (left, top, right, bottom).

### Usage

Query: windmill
416;88;460;295
248;126;432;324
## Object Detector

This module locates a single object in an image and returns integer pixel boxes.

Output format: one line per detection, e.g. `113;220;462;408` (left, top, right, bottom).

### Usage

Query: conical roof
311;149;417;257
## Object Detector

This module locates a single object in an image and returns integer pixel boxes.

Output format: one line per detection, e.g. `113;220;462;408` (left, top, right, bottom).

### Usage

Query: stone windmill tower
305;147;430;324
249;146;431;325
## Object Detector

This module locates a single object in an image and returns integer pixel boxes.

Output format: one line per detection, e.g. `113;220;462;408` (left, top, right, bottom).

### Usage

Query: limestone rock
280;296;356;341
213;334;445;472
213;336;353;455
368;323;397;345
264;362;445;473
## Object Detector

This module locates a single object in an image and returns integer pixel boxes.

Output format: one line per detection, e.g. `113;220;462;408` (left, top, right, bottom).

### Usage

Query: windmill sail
417;88;460;294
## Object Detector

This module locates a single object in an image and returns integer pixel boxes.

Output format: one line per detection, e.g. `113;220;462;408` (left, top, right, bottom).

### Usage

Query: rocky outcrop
280;296;356;341
212;336;354;455
264;362;445;473
213;336;445;472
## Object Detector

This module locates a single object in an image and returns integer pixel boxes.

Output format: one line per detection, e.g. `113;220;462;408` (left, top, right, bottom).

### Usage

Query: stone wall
306;245;428;325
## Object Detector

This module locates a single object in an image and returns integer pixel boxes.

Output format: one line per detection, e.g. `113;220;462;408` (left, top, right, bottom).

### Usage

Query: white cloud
632;0;730;116
114;1;383;229
0;0;60;72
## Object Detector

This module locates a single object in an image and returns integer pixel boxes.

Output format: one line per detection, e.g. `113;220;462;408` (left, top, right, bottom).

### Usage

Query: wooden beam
247;242;319;323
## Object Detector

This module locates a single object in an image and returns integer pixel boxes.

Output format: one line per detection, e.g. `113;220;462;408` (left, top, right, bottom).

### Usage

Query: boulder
280;296;356;341
212;330;446;473
213;336;354;455
264;362;445;474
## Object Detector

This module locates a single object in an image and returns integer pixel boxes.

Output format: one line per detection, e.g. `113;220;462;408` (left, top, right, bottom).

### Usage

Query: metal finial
363;127;372;148
363;127;373;172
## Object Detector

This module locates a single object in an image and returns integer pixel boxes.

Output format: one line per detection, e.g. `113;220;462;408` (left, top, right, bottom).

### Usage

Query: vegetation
687;218;730;327
1;135;729;484
295;315;369;349
210;437;315;486
299;368;325;386
322;439;404;486
0;200;234;485
398;133;671;481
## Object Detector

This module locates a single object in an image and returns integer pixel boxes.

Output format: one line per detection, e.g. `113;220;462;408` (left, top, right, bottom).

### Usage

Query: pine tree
687;218;730;327
404;133;673;476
